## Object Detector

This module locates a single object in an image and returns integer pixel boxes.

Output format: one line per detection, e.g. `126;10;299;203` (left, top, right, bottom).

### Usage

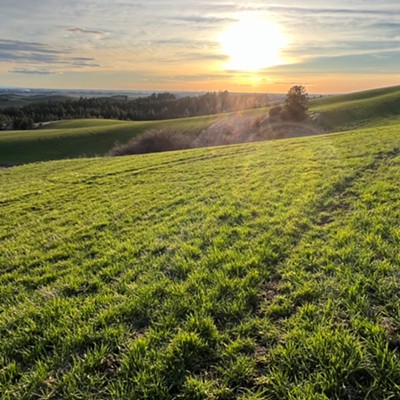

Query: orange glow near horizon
119;74;400;95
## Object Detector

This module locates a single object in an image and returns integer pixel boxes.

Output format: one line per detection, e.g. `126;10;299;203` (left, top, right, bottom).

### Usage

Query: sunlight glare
220;18;287;71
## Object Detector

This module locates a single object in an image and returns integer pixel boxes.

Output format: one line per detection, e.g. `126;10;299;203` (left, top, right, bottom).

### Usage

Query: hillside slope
1;124;400;398
310;85;400;130
0;109;266;166
0;115;220;165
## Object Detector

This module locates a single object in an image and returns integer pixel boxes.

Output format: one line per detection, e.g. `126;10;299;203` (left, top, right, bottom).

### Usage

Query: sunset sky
1;0;399;93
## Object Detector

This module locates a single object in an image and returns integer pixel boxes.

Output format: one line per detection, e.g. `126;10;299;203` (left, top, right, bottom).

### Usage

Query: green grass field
1;118;400;398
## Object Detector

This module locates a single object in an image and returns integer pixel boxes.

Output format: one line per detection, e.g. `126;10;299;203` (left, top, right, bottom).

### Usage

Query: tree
282;85;309;121
13;116;34;130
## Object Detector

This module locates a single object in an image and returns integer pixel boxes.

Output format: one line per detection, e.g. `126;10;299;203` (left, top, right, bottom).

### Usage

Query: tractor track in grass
258;146;400;316
250;148;400;399
42;146;254;185
0;147;254;207
252;147;400;395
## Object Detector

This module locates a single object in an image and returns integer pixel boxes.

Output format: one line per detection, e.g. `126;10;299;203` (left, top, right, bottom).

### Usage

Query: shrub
268;106;283;121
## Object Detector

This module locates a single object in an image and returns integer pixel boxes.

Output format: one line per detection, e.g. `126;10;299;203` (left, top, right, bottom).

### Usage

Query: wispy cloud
0;39;64;56
265;5;398;16
71;57;101;67
170;15;236;25
0;39;100;70
0;39;65;64
67;27;106;35
10;67;61;75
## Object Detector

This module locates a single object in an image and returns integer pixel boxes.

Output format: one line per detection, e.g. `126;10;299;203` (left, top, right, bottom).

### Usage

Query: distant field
0;94;73;108
1;122;400;398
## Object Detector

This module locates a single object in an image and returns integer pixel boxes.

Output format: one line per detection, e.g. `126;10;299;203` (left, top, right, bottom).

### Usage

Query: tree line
0;91;269;130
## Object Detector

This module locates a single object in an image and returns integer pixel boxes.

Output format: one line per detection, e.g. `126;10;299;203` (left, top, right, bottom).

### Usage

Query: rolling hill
1;118;400;398
1;85;400;166
310;85;400;130
0;109;266;166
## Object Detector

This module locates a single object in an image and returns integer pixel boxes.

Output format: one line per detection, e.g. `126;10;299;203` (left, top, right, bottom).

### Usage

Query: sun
220;18;287;71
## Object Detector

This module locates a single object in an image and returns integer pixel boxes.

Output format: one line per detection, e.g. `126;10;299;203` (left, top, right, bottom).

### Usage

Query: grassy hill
0;109;266;166
310;85;400;130
1;121;400;398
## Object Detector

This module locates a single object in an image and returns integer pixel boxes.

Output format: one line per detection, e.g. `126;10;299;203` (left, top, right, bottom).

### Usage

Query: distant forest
0;91;268;130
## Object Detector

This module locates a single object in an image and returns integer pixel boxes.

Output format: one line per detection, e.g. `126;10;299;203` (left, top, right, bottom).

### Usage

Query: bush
110;129;193;156
269;106;283;120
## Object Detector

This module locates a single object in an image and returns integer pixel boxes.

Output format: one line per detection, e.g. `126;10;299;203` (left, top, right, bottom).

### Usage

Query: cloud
71;57;101;67
267;50;400;75
0;39;65;64
0;39;64;55
268;79;315;86
170;15;236;25
67;27;106;35
10;68;61;75
265;5;397;16
0;39;100;69
369;22;400;37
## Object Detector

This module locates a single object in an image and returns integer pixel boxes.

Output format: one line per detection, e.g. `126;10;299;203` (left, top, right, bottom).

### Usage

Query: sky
1;0;399;93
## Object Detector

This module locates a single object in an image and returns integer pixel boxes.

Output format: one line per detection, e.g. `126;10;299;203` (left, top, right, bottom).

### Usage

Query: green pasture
1;122;400;398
